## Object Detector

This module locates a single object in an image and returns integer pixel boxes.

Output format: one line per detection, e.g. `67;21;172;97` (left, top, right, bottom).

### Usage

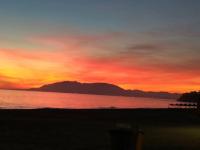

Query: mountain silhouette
28;81;180;99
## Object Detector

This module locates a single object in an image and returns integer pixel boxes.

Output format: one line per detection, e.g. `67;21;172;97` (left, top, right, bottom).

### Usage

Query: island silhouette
27;81;180;99
178;91;200;102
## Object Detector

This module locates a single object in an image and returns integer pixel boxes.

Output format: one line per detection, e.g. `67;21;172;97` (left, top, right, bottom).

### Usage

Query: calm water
0;89;176;109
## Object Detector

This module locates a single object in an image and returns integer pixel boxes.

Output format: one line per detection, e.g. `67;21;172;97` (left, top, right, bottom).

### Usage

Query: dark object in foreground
110;128;135;150
109;124;144;150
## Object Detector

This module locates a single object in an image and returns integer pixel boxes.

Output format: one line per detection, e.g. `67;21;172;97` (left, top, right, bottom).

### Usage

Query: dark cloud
128;44;160;50
126;43;164;55
144;23;200;38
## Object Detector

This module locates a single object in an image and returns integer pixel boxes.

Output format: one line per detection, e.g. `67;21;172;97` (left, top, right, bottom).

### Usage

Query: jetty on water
169;102;200;111
169;103;197;109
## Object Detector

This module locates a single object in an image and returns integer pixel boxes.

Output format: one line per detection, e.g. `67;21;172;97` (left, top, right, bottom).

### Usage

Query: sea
0;89;176;109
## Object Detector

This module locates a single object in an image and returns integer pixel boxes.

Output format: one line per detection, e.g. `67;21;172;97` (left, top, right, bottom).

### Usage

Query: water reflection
0;90;176;109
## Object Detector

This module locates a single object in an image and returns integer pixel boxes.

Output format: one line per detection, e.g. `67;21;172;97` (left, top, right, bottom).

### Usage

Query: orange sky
0;33;199;93
0;1;200;93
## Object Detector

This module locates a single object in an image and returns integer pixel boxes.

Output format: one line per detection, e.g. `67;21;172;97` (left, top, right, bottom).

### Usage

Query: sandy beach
0;108;199;150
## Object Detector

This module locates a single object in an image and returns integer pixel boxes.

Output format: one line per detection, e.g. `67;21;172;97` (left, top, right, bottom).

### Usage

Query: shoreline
0;108;199;123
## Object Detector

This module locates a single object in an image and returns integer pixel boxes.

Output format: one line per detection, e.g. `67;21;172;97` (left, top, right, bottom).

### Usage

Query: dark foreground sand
0;109;199;150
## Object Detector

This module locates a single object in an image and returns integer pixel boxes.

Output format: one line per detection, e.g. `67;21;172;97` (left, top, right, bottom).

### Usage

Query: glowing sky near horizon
0;0;200;92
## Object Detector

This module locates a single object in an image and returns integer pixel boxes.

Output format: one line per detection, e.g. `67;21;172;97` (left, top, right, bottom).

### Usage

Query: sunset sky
0;0;200;92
